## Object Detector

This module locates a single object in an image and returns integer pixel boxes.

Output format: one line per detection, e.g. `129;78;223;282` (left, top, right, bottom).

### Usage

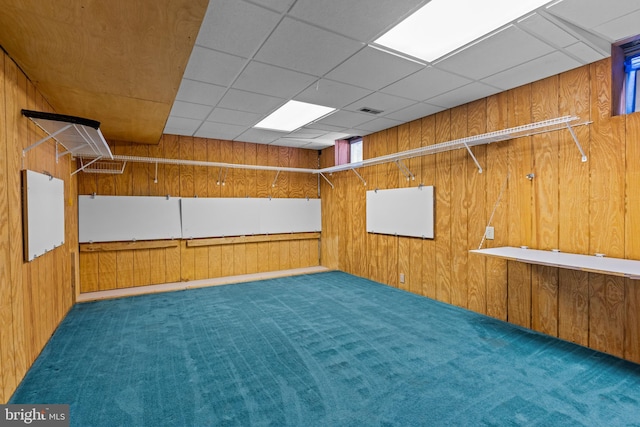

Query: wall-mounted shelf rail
470;246;640;279
73;116;588;181
22;110;113;175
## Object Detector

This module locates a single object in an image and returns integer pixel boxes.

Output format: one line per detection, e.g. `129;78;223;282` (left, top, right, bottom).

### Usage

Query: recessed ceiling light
254;100;336;132
375;0;552;62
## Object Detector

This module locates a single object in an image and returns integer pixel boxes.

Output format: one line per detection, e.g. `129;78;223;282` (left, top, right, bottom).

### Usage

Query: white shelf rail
72;116;589;181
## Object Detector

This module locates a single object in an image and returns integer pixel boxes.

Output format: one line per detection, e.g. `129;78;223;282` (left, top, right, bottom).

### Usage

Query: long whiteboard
23;170;65;261
181;197;321;238
366;186;434;239
78;196;321;242
78;195;182;243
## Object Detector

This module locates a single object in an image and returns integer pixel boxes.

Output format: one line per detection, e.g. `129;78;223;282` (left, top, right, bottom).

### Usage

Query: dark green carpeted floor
10;271;640;426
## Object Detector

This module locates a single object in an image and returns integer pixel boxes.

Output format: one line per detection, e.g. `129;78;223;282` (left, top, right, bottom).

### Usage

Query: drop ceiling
1;0;639;148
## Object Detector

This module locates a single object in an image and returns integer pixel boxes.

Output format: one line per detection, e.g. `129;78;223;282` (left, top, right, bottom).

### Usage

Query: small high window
350;138;363;163
625;53;640;114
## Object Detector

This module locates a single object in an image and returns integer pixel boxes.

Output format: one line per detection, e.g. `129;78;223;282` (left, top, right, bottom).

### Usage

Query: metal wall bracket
462;142;483;173
566;122;588;162
319;172;334;189
352;168;367;186
395;160;415;181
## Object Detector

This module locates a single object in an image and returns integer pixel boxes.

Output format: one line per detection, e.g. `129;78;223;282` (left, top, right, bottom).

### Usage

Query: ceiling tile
482;51;582;91
425;82;501;109
175;79;227;106
593;9;640;42
345;92;415;115
436;26;556;80
289;0;426;41
384;103;444;122
313;110;373;128
196;0;281;58
236;128;284;144
287;128;327;138
249;0;296;13
233;61;317;98
183;46;247;86
325;46;424;91
255;17;365;76
169;101;213;120
564;42;606;64
356;117;403;133
305;122;353;133
164;116;202;136
546;0;640;31
305;140;336;150
517;13;578;48
206;108;262;126
381;66;472;101
194;121;246;140
218;89;284;114
270;138;311;148
295;79;372;109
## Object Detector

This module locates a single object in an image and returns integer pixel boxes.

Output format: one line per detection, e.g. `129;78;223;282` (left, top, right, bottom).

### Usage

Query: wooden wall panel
450;106;468;308
420;116;437;299
1;50;75;402
397;124;411;292
435;111;452;303
408;119;423;295
506;85;533;329
588;59;626;358
466;99;487;314
558;66;591;346
530;77;560;336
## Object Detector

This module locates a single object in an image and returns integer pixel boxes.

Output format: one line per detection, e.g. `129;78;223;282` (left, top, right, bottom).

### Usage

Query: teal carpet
10;271;640;426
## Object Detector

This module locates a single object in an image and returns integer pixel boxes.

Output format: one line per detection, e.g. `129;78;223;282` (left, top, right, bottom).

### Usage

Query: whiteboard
366;186;434;238
181;198;261;238
23;170;65;261
181;197;321;238
78;195;182;243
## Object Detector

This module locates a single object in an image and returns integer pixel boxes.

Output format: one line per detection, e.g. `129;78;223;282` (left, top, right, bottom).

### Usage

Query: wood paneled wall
321;58;640;364
0;50;78;403
77;137;320;293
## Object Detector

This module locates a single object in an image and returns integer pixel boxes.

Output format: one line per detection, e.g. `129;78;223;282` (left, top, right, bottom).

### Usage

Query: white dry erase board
366;186;434;239
22;170;65;262
181;197;321;238
78;195;182;243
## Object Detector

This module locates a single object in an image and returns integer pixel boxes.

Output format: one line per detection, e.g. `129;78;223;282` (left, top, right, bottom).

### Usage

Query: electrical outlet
486;226;495;240
399;273;405;284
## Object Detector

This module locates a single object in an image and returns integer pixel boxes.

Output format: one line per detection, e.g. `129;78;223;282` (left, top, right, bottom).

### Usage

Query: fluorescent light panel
375;0;552;62
254;100;335;132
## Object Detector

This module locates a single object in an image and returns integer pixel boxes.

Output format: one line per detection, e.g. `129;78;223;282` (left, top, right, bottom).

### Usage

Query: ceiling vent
358;107;384;115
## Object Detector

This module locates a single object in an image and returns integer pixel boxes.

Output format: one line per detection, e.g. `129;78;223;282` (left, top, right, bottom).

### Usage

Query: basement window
624;53;640;114
350;138;363;163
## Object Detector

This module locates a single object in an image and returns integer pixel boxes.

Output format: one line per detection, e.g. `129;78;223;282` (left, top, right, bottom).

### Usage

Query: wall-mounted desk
470;246;640;280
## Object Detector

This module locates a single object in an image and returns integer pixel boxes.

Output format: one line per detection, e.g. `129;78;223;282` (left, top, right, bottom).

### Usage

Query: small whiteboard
78;195;182;243
22;170;65;261
181;197;321;238
366;186;434;238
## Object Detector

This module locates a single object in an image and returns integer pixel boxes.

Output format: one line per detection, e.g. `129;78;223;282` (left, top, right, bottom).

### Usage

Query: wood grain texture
466;99;487;314
0;52;12;402
450;106;468;308
530;77;559;335
558;269;589;346
420;116;437;299
435;111;452;303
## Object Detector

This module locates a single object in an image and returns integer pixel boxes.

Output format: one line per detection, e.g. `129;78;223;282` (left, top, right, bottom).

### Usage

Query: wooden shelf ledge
470;246;640;279
80;240;179;252
186;232;321;248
